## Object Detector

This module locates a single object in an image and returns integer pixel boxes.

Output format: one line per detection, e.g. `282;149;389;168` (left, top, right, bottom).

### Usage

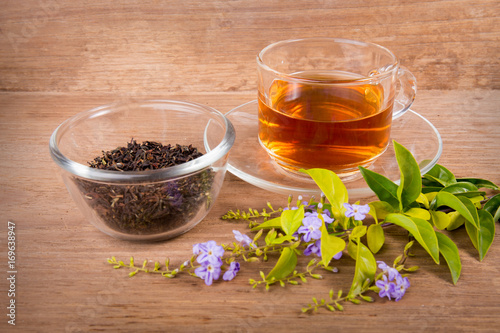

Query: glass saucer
220;100;442;198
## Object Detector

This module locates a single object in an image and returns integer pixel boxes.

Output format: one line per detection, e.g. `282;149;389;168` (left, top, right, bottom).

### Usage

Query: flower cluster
296;202;370;260
193;240;240;285
375;261;410;301
297;210;334;242
296;205;341;260
188;200;374;287
193;241;224;285
192;230;257;285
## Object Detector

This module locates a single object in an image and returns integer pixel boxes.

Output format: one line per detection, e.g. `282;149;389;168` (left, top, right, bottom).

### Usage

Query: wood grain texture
1;0;499;93
0;0;499;332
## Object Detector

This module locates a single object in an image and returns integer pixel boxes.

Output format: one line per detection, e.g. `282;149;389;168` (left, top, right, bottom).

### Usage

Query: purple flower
196;240;224;265
377;261;399;281
233;230;256;248
223;261;240;281
393;275;411;301
333;250;343;260
303;240;342;260
305;211;334;225
297;214;322;242
375;275;396;300
304;240;322;256
343;203;370;221
192;242;206;255
195;261;222;286
321;210;335;224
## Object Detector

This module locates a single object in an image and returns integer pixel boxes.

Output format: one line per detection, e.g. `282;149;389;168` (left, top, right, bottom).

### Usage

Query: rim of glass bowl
49;99;235;183
257;37;399;84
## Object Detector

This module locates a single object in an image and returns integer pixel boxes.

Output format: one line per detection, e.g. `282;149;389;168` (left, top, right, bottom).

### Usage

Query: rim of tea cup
257;37;400;83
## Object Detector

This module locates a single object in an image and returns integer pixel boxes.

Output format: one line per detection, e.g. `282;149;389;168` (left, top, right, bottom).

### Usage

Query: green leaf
368;201;395;223
423;164;456;187
270;235;296;245
320;224;346;267
394;141;422;208
266;247;298;281
440;182;486;200
300;168;348;213
435;232;461;284
469;195;487;206
416;192;430;209
280;205;304;236
422;186;445;194
425;192;438;204
265;229;277;245
446;211;467;231
385;214;440;264
465;210;495;261
350;225;367;239
430;210;450;230
457;178;499;190
359;166;400;210
431;192;479;229
347;239;377;297
441;182;479;194
251;216;282;231
367;224;385;254
453;191;488;199
422;178;443;188
483;193;500;222
404;207;431;220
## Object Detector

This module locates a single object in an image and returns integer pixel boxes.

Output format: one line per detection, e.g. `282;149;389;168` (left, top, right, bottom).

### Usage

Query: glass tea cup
257;37;417;180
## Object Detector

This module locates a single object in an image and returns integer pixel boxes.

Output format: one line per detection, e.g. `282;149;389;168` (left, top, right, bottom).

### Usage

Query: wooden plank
0;0;499;330
0;90;499;331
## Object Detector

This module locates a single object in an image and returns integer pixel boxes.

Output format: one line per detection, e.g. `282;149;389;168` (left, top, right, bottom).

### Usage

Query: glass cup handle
392;66;417;120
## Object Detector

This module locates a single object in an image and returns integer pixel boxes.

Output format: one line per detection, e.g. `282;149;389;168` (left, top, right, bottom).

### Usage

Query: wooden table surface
1;1;499;332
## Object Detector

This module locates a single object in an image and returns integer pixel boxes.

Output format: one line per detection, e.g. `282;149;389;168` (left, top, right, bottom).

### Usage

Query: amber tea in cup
257;38;416;180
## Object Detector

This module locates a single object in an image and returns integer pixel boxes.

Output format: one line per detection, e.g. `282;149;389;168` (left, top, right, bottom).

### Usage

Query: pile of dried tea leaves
77;139;214;235
88;140;204;171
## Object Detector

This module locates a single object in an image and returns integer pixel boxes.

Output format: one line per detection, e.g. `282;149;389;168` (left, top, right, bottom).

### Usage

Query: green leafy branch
107;256;192;278
222;201;284;228
361;141;499;285
302;280;374;313
303;240;418;313
250;258;324;290
108;140;499;314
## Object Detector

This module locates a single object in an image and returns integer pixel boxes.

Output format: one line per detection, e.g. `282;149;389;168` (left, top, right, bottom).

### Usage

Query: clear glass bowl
50;99;235;241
